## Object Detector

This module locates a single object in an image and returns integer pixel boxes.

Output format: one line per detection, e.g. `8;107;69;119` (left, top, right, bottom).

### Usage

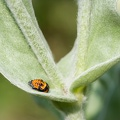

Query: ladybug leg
28;80;35;89
28;80;32;87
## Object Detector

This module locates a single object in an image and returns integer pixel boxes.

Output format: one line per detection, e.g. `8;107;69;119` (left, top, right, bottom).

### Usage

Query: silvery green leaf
0;0;76;102
58;0;120;91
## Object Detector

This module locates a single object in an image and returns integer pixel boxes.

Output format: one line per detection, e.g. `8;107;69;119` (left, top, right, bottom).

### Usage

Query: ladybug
28;79;49;93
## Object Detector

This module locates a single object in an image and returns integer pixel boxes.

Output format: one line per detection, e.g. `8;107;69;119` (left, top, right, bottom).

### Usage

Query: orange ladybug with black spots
28;79;49;93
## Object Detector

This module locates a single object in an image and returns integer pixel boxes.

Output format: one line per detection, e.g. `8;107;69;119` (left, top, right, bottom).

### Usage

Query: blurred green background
0;0;120;120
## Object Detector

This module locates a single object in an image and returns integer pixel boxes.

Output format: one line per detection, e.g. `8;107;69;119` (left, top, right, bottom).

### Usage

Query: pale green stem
34;95;86;120
53;90;86;120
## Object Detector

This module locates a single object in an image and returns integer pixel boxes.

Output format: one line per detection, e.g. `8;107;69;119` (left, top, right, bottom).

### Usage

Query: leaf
71;0;120;90
0;0;76;102
58;0;120;91
70;56;120;90
22;0;53;56
57;0;92;86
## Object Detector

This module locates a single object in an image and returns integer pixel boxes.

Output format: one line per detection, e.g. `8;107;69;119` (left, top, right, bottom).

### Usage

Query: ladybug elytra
28;79;49;93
